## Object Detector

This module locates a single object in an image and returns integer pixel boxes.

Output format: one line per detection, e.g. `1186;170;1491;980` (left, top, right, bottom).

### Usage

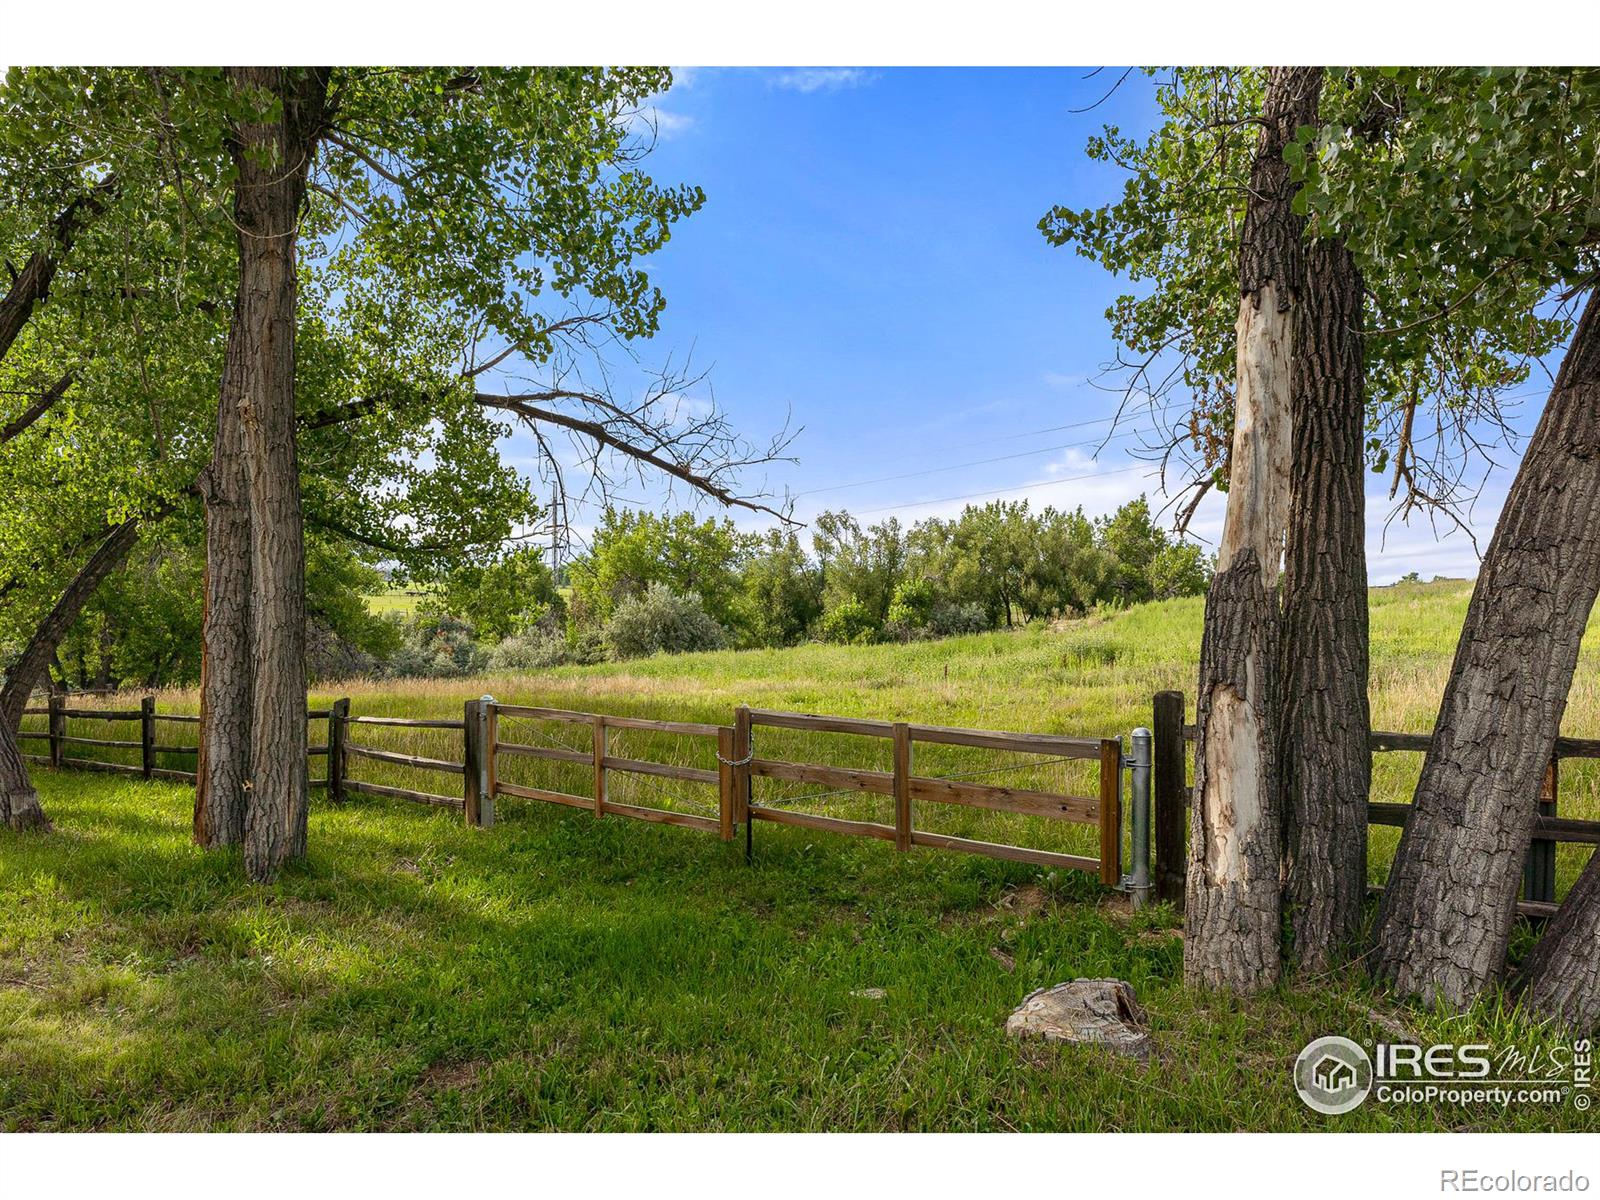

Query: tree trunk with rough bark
1185;66;1322;993
1280;237;1371;973
0;719;48;831
194;337;255;848
1373;287;1600;1010
219;67;329;882
1520;851;1600;1030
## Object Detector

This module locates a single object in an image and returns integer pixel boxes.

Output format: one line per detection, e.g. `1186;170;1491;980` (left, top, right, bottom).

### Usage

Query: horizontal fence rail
738;707;1122;885
20;695;331;786
19;693;1142;898
1151;692;1600;917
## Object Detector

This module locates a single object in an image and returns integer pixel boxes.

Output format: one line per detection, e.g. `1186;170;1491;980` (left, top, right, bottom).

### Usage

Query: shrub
603;583;727;659
886;577;935;630
386;612;489;678
924;599;989;638
566;628;610;665
487;629;574;672
817;596;879;644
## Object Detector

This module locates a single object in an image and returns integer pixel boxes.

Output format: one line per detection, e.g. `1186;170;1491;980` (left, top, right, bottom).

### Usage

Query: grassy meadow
4;578;1598;1130
362;586;433;617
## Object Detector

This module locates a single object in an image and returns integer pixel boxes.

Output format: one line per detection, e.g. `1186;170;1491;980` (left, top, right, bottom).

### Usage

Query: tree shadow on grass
3;775;1197;1130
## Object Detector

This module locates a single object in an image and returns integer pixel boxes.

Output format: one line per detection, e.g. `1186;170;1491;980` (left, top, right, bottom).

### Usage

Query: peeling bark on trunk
220;67;329;883
1520;851;1600;1030
1184;66;1322;993
1186;549;1282;991
1218;288;1296;587
1280;238;1371;972
0;719;48;832
1373;288;1600;1010
1;518;143;731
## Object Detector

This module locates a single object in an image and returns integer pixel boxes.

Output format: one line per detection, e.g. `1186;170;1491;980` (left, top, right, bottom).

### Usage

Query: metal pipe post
479;695;495;829
1128;727;1153;910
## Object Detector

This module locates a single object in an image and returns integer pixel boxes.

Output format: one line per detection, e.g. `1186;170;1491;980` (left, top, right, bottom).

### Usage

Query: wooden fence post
592;714;606;817
328;697;350;803
1524;757;1558;904
892;722;912;852
1152;691;1187;907
1098;737;1123;888
47;693;64;768
140;696;156;780
463;698;482;827
717;726;736;842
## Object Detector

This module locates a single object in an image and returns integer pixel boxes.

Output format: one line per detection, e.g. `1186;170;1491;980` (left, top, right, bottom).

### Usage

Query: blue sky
501;66;1519;583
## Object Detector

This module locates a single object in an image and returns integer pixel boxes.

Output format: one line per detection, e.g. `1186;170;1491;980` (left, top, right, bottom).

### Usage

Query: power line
850;461;1156;518
948;399;1186;449
795;426;1151;498
830;385;1555;521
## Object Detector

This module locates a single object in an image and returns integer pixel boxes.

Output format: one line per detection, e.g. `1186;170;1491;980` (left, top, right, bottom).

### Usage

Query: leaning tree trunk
0;518;143;731
1372;287;1600;1010
224;67;329;883
0;177;115;364
1184;66;1322;993
1280;237;1371;973
1520;851;1600;1030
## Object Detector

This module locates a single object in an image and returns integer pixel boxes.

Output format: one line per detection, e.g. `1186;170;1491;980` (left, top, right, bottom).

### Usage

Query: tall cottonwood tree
1;68;790;874
194;66;801;880
1042;67;1562;983
212;67;331;878
1292;68;1600;1013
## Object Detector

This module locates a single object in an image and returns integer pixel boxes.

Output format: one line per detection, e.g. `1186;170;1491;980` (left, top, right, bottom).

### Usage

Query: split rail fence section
20;695;1138;895
1149;689;1600;918
19;695;335;786
30;689;1599;917
480;702;1129;888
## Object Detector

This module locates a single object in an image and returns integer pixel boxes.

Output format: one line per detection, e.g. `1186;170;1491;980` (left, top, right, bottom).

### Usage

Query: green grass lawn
4;579;1598;1131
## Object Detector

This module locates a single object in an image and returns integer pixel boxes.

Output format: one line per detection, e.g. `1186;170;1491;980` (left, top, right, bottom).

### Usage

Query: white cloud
1043;371;1087;389
770;68;873;94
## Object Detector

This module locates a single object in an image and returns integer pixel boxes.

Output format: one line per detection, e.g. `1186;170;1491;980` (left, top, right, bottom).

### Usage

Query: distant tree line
497;494;1210;665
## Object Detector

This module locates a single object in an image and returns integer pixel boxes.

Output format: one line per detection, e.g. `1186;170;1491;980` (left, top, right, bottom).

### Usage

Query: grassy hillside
4;579;1597;1131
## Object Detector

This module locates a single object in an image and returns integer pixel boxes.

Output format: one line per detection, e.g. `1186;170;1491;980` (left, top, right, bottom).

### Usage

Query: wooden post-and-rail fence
25;689;1600;917
1147;690;1600;920
19;694;1141;893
